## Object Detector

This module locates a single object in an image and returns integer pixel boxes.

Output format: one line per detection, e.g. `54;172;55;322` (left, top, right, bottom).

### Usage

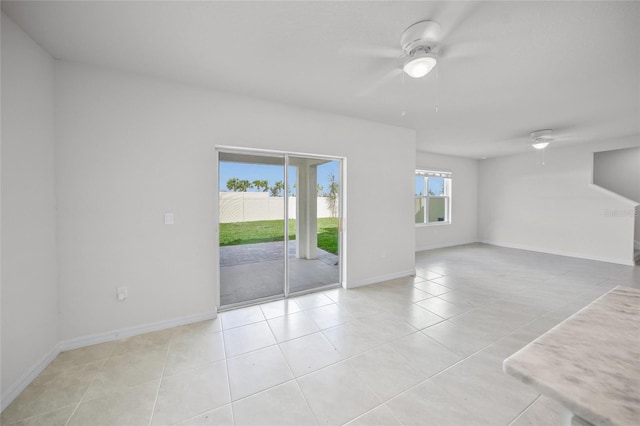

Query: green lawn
219;218;339;254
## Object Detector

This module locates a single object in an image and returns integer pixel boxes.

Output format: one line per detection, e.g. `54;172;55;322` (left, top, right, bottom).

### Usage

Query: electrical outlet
117;287;128;301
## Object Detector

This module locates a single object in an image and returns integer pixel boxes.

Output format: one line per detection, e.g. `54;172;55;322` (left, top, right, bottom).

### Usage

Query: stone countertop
504;286;640;426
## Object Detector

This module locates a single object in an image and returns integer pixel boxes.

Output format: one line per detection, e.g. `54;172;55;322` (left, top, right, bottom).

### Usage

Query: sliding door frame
215;146;344;310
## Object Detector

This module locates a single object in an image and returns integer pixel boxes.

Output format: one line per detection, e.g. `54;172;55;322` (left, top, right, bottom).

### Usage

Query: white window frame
415;170;452;226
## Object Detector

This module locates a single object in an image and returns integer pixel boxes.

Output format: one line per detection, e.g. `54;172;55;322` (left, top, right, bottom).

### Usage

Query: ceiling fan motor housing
400;20;441;55
530;129;553;142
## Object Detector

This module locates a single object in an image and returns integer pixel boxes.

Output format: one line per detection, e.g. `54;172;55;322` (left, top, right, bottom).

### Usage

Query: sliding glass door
217;149;342;308
287;156;341;294
218;151;286;306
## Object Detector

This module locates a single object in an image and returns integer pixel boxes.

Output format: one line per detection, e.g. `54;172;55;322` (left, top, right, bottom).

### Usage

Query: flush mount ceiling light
403;49;438;78
400;20;441;78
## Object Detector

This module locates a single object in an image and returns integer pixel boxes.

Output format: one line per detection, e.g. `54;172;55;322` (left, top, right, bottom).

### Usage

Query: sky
219;160;339;195
415;176;445;196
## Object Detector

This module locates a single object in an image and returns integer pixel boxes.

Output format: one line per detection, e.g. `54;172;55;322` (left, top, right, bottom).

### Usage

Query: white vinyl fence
219;192;337;223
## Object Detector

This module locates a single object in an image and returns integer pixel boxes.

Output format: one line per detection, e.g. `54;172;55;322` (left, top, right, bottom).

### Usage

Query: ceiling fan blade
437;1;483;40
338;42;398;59
357;67;402;97
436;41;489;61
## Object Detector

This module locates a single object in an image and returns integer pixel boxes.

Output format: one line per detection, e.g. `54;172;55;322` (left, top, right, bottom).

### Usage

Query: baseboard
415;239;479;253
1;342;62;412
345;269;416;289
481;240;635;267
1;310;217;412
60;310;218;351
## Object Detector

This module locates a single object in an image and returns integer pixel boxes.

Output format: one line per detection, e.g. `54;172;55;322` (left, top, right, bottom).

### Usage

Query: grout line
63;353;113;426
291;378;321;426
146;331;173;426
6;403;77;426
263;318;294;379
346;401;402;426
212;318;236;424
508;394;542;426
224;362;236;424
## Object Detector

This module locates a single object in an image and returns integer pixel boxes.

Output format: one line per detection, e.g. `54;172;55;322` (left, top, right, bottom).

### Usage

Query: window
415;170;452;225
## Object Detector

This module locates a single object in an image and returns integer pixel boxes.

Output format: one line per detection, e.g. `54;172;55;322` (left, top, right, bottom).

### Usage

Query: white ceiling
3;1;639;158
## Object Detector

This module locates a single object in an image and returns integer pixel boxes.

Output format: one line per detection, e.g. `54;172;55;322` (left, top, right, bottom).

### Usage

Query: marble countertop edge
503;286;640;426
503;358;613;426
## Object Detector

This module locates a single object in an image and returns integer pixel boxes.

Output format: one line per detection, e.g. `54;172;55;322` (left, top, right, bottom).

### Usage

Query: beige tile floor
3;243;638;425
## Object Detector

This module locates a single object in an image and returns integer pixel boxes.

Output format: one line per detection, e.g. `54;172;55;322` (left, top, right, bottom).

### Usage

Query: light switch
164;213;174;225
117;287;128;301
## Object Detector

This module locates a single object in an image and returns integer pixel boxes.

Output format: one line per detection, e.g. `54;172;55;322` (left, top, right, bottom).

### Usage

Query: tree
317;184;324;195
326;173;339;217
237;179;251;192
252;179;269;192
269;181;285;197
226;177;251;192
226;177;240;192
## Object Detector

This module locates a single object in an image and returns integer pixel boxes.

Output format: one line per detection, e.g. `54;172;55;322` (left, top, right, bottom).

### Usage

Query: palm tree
236;179;251;192
226;177;241;192
269;181;285;197
226;177;252;192
252;179;269;192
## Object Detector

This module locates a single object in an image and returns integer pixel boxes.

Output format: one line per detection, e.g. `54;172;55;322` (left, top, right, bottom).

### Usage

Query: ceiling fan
516;128;582;165
527;127;585;150
530;129;554;150
345;17;484;97
492;127;582;161
347;20;444;97
337;2;484;98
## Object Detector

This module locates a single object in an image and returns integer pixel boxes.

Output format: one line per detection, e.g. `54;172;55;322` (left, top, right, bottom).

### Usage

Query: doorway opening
217;148;343;309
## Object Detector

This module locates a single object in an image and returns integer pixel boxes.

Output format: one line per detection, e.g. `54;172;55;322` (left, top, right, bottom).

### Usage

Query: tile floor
3;243;638;425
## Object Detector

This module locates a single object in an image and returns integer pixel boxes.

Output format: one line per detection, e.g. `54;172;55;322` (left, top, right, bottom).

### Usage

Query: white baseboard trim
1;310;217;412
60;310;218;351
415;240;479;253
481;240;635;267
345;269;416;289
1;342;62;412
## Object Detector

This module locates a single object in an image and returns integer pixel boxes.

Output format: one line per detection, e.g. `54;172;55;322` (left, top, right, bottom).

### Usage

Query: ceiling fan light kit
403;50;437;78
531;141;549;150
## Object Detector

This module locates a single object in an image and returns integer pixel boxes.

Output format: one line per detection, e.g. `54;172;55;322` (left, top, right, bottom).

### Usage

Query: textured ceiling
3;1;639;158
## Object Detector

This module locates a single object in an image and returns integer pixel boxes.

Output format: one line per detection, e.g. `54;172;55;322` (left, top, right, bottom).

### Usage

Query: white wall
1;13;58;402
593;147;640;202
593;147;640;247
478;137;639;265
54;61;416;341
415;151;478;251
